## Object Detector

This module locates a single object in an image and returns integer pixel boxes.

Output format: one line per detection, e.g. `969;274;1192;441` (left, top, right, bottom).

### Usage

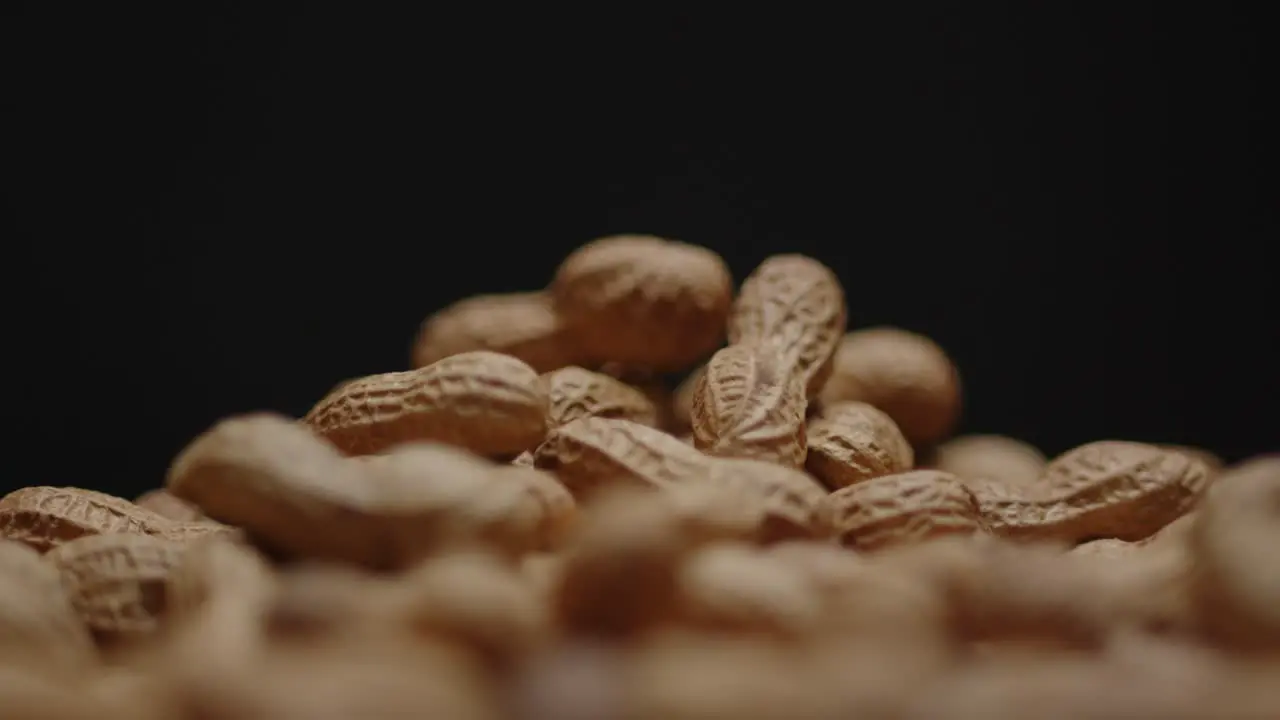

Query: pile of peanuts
3;234;1278;719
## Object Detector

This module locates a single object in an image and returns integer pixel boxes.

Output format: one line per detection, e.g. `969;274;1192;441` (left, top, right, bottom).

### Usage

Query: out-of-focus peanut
1189;455;1280;651
411;291;579;373
550;235;734;371
931;434;1046;487
819;327;962;447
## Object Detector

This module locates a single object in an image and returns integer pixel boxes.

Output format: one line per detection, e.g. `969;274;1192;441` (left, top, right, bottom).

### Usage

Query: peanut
675;543;825;639
819;326;962;447
304;350;548;457
411;291;579;373
0;486;233;553
689;344;807;467
804;400;915;489
0;539;97;670
1189;455;1280;651
552;488;689;639
550;234;734;371
825;470;987;551
537;365;659;430
46;533;188;644
704;458;832;542
974;441;1210;544
532;417;710;499
930;434;1046;486
727;254;847;399
167;414;560;568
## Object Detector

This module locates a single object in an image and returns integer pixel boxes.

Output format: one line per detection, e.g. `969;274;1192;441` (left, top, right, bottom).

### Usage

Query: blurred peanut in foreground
1;235;1276;718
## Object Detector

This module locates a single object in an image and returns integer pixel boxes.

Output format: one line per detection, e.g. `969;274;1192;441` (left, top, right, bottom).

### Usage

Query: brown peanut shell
304;350;548;457
690;344;807;468
805;401;914;490
727;254;847;398
550;235;734;371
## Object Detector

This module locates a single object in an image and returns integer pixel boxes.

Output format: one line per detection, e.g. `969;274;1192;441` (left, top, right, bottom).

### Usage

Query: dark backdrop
13;4;1274;498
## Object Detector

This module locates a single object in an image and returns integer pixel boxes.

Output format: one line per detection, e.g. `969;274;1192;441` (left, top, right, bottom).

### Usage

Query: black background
13;5;1274;498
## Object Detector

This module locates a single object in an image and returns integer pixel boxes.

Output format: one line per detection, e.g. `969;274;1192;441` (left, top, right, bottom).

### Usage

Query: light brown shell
689;344;807;468
553;487;690;639
491;465;578;551
532;417;710;499
46;533;189;640
338;444;553;565
976;441;1210;544
0;486;233;553
825;470;986;551
166;537;275;619
167;414;373;565
304;350;549;457
931;434;1046;487
805;401;914;490
727;254;847;399
550;235;734;371
675;544;824;639
0;539;98;668
411;291;579;373
819;327;961;447
171;415;550;568
1189;455;1280;650
538;366;660;430
706;458;833;542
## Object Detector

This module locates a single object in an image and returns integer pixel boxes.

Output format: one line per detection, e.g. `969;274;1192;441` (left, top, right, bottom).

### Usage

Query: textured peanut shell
538;366;660;429
1189;455;1280;650
931;434;1046;487
825;470;986;551
975;441;1210;544
304;351;548;457
46;533;188;641
0;486;232;553
805;401;914;490
0;539;98;668
532;417;711;499
411;291;579;373
819;327;961;447
690;344;807;468
727;254;847;399
550;235;734;371
706;458;833;542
